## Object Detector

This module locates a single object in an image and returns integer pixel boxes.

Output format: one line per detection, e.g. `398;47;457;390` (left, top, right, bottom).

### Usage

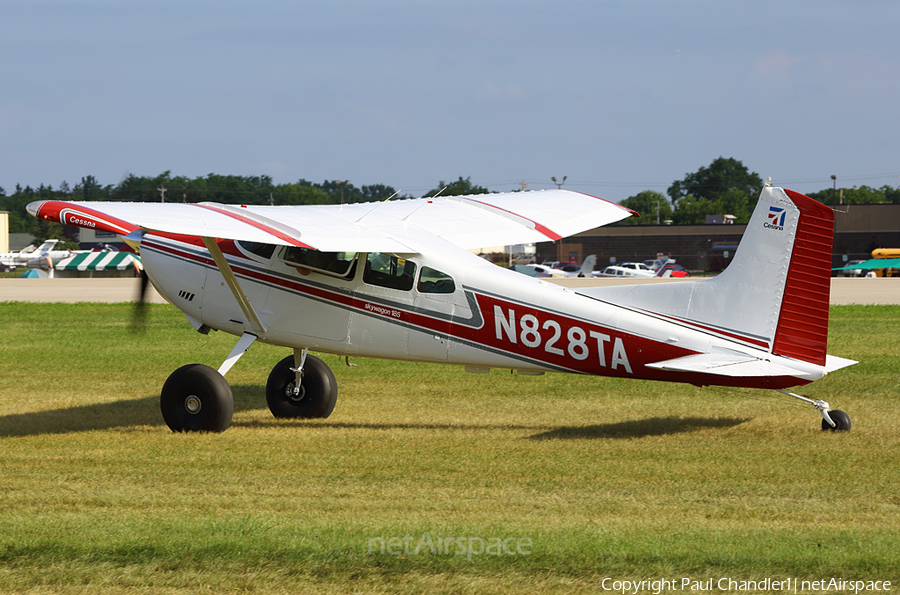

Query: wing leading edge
27;189;636;253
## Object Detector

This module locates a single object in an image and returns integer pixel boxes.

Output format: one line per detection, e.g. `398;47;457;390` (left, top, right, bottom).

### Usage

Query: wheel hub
286;382;306;402
184;394;202;414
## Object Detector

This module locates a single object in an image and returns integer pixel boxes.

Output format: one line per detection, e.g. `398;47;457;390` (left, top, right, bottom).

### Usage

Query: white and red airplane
0;239;73;270
27;183;856;433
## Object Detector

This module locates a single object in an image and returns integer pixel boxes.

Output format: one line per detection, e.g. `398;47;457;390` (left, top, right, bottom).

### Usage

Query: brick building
536;204;900;272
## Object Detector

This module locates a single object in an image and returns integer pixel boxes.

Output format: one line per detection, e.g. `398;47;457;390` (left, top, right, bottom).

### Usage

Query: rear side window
364;253;416;291
417;266;455;294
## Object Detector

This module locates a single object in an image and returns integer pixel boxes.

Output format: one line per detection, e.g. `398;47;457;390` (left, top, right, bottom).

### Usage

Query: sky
2;0;899;204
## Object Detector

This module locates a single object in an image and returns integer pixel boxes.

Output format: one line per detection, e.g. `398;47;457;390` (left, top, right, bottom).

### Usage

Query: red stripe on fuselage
642;310;771;350
144;235;809;389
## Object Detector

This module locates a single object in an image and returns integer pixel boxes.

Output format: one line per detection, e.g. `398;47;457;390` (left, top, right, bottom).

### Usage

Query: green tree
668;157;763;205
806;184;890;205
360;184;402;201
319;180;361;204
272;183;330;205
113;173;164;202
882;185;900;204
617;190;672;225
672;195;720;225
76;175;111;201
425;176;490;197
717;187;753;222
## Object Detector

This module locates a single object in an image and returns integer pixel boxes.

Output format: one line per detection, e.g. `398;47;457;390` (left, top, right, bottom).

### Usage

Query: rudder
771;189;833;366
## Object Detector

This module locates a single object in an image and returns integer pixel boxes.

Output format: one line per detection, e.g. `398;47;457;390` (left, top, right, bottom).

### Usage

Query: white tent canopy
55;251;141;272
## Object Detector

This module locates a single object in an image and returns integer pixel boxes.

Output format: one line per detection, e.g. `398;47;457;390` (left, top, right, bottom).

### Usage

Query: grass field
0;302;898;593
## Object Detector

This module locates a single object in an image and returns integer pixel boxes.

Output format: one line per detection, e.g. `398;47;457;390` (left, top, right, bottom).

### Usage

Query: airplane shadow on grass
528;416;750;440
0;388;748;439
0;386;267;437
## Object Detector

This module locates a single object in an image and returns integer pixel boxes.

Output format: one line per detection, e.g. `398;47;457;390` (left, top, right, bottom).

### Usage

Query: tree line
2;160;898;244
618;157;900;226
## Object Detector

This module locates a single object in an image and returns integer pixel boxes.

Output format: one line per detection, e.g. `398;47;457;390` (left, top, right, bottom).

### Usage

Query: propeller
131;266;151;332
125;231;150;332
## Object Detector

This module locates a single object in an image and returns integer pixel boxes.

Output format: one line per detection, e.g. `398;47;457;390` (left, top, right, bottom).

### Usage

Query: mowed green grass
0;302;898;593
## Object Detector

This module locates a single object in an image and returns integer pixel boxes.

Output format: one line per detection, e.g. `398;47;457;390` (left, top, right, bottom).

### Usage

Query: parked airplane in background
0;239;72;270
596;262;689;279
596;262;657;278
519;255;596;278
27;183;855;433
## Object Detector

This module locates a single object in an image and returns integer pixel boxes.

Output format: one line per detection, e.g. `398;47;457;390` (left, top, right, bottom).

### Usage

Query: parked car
843;260;866;277
658;263;690;278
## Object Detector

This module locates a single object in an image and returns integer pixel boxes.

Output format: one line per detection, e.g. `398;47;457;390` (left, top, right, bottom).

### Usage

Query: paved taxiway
1;277;898;305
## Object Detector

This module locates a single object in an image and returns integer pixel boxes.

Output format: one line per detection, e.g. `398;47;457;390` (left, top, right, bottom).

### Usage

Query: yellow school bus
870;249;900;277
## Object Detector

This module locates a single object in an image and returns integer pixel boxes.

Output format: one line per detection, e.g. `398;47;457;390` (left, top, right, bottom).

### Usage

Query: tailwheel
822;409;851;432
777;389;850;432
160;364;234;432
266;351;338;419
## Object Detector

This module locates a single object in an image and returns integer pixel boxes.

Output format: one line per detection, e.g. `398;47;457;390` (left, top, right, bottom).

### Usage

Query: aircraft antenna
399;187;450;222
355;189;402;223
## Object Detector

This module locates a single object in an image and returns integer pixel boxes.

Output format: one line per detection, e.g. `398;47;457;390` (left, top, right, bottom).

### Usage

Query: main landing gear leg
265;348;338;419
777;389;851;432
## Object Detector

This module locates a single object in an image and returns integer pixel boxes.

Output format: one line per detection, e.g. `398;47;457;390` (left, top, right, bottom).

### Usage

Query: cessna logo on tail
764;206;786;230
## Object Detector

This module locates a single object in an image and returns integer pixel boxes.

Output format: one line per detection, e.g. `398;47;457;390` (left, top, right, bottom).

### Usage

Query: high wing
27;190;636;253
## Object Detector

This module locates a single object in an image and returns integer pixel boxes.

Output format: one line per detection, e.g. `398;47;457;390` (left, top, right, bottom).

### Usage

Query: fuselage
140;231;819;390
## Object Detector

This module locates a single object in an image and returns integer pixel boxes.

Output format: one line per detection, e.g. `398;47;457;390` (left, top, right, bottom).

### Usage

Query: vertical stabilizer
576;186;834;365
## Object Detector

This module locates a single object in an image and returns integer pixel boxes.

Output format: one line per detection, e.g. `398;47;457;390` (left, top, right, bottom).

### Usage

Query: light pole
831;174;837;205
335;180;350;205
551;175;567;190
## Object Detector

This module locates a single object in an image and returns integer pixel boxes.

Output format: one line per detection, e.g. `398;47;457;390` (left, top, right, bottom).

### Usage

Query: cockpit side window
280;247;357;278
363;253;416;291
417;266;455;294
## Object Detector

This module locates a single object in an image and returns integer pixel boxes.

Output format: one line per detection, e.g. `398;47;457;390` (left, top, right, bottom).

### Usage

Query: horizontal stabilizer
645;353;812;378
825;355;858;373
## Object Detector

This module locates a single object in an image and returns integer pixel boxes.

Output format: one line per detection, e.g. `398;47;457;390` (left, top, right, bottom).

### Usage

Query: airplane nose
26;200;48;218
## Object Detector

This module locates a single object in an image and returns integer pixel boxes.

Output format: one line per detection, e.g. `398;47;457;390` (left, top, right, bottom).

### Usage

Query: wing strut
219;332;258;376
201;237;267;337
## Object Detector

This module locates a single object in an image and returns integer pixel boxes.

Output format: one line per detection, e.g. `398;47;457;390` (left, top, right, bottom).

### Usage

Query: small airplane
595;262;657;278
27;182;856;433
595;261;689;279
0;239;73;270
518;255;597;278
